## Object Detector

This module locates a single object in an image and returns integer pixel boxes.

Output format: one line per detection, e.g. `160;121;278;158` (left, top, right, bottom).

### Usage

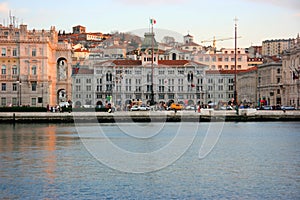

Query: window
97;78;102;84
86;85;92;91
277;68;281;74
1;48;6;56
32;49;37;56
31;98;37;106
158;94;164;99
13;83;17;91
12;97;17;106
86;78;91;84
76;78;81;84
1;97;6;106
159;70;165;75
2;83;6;91
13;48;17;56
32;66;37;75
178;70;184;75
38;97;43;104
168;94;174;99
31;81;37;91
96;85;102;92
12;66;18;75
277;78;280;83
1;65;6;75
106;72;112;81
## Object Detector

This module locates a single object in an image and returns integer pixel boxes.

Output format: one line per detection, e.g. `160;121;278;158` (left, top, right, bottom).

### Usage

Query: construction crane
201;36;242;49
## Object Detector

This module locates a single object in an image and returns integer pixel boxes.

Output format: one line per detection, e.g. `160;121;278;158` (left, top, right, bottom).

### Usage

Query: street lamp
233;17;238;106
16;80;22;106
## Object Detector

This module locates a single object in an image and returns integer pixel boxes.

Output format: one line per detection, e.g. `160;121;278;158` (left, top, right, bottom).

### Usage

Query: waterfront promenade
1;109;300;123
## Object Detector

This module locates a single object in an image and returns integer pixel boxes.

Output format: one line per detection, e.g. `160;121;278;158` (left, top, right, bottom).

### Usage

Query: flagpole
151;18;155;105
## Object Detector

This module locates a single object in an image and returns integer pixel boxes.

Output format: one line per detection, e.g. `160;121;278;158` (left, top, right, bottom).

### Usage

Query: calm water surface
0;122;299;199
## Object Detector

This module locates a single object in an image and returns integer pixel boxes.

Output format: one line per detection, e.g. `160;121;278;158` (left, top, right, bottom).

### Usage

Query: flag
293;71;299;80
150;18;156;25
191;83;195;87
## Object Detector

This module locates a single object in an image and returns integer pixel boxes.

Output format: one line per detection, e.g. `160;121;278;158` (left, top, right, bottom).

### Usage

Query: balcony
29;75;38;81
0;75;7;80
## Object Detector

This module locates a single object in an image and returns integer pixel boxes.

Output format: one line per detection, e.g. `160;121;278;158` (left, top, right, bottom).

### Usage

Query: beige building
262;38;295;56
236;67;258;105
281;34;300;108
0;23;72;107
257;57;283;107
193;48;249;70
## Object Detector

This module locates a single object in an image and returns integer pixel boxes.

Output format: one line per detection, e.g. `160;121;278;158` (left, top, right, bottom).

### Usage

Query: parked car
281;106;296;110
130;105;140;111
168;103;184;110
220;106;233;110
139;104;150;111
185;105;196;110
259;106;273;110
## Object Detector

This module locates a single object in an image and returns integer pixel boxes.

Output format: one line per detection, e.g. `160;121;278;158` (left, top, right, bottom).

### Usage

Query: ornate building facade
0;23;72;107
282;34;300;108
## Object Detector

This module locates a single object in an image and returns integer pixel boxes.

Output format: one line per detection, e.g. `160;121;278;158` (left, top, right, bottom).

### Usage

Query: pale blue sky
0;0;299;48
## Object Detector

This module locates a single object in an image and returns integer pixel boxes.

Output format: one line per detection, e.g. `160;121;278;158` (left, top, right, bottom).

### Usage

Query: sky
0;0;299;48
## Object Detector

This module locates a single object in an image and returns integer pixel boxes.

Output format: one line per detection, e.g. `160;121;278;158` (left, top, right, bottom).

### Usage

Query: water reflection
0;122;299;199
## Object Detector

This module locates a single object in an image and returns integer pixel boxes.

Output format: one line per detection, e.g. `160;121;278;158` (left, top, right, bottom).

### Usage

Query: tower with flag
150;18;156;25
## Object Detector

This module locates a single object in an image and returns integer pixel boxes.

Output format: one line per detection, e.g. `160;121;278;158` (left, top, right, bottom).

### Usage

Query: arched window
187;71;193;82
106;72;112;81
172;53;176;60
1;65;6;75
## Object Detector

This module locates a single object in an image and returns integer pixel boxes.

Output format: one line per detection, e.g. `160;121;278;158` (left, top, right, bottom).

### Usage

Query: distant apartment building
262;38;295;56
247;46;262;58
0;23;72;107
193;48;248;70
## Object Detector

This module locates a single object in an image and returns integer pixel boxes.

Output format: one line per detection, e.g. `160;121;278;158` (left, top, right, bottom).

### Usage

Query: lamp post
16;79;22;106
233;17;238;106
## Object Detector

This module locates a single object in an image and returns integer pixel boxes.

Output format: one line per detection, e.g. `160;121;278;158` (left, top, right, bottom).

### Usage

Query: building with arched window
0;22;72;107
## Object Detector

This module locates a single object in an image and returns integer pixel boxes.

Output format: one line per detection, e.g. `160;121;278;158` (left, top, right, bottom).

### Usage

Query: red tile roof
206;67;257;74
158;60;190;65
73;68;94;75
112;60;142;65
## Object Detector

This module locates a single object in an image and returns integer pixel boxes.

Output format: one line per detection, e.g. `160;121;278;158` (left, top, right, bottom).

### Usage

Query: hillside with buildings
0;21;299;110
